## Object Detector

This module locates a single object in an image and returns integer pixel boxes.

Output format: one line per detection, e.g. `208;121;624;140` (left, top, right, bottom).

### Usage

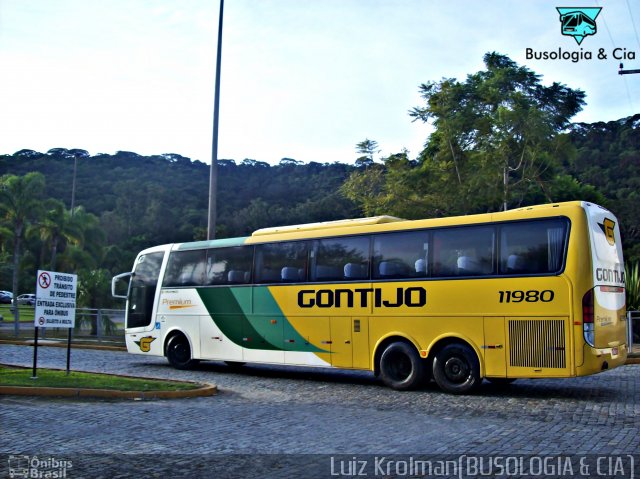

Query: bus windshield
127;252;164;329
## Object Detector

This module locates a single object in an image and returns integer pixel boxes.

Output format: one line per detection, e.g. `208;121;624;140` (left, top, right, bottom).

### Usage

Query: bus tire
166;334;199;370
379;341;425;391
432;343;480;394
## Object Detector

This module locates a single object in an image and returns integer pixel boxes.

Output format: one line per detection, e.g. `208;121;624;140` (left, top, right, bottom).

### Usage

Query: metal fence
73;308;126;340
37;308;126;343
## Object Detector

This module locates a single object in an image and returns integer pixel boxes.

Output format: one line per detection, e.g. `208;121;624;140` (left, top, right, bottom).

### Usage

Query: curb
0;339;126;351
0;365;217;400
0;383;217;399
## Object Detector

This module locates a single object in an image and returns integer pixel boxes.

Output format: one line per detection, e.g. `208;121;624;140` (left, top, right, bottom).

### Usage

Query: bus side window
206;246;254;285
311;236;370;282
499;219;568;275
255;241;308;284
372;230;429;280
506;254;526;273
227;270;249;284
163;250;206;287
344;263;368;280
432;226;495;277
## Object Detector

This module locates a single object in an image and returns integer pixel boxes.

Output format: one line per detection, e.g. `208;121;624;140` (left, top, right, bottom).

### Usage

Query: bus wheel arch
430;338;481;394
164;330;199;370
375;336;427;390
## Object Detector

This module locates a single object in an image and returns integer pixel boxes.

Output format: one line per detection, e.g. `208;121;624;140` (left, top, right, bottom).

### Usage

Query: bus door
247;287;285;363
483;316;506;377
330;316;352;368
122;251;165;355
283;316;330;366
199;313;244;361
243;314;285;363
197;286;248;361
330;317;370;369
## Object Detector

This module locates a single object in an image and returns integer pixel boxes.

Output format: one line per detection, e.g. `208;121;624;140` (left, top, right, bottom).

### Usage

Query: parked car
0;291;13;304
16;294;36;306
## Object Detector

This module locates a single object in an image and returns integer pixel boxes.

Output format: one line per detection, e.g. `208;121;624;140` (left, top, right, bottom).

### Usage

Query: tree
355;138;379;167
340;164;386;216
31;199;82;271
0;172;45;334
77;268;113;335
409;52;587;213
568;114;640;262
56;206;105;273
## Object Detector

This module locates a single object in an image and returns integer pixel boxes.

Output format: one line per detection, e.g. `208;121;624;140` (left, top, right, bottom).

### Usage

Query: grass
0;366;199;391
0;304;35;322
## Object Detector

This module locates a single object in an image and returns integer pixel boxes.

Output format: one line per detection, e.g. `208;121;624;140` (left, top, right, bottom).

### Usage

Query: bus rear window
499;218;568;275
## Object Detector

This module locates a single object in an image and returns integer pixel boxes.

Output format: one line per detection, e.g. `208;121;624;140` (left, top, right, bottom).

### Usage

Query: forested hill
0;150;359;249
567;114;640;260
1;113;639;278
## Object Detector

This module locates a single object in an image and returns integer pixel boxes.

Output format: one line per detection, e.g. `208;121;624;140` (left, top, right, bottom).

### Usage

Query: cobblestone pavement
1;344;639;477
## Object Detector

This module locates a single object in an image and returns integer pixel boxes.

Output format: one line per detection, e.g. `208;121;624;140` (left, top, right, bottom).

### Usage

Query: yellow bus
111;201;628;394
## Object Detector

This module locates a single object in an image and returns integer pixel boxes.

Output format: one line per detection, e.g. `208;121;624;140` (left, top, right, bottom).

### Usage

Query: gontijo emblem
599;218;616;246
556;7;601;45
134;336;156;352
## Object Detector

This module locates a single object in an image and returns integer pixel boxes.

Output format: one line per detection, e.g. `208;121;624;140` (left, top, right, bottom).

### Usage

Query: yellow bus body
115;201;628;393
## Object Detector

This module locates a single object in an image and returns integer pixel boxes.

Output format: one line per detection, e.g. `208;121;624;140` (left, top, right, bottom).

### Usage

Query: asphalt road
1;344;638;478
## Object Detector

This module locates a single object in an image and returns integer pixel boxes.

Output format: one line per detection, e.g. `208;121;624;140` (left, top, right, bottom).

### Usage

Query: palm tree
0;173;45;335
56;206;105;272
32;199;83;271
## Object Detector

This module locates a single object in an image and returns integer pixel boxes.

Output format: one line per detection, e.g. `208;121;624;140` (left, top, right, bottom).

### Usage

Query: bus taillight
582;289;594;347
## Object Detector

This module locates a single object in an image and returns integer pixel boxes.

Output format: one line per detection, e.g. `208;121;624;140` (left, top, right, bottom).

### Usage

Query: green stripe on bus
197;287;276;349
251;287;325;353
197;287;326;353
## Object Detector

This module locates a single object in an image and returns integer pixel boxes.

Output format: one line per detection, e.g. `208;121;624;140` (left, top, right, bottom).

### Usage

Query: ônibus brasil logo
556;7;602;44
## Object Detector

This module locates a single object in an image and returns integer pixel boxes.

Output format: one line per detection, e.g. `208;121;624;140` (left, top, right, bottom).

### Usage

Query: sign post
33;270;78;377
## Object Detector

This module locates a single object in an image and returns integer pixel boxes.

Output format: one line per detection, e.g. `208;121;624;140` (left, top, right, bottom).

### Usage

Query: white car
16;294;36;306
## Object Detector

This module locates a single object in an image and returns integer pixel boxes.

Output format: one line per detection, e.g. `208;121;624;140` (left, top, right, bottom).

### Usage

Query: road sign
34;270;77;328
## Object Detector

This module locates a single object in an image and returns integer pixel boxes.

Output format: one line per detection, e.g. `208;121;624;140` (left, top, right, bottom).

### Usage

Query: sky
1;0;639;165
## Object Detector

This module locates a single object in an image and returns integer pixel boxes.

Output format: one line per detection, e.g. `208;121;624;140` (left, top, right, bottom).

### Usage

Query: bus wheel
379;341;425;390
432;343;480;394
166;334;199;370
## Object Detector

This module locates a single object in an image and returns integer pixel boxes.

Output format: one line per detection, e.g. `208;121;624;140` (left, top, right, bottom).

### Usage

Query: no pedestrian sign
34;270;77;328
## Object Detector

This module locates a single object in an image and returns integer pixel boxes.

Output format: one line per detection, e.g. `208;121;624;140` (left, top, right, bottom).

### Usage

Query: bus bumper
577;343;628;376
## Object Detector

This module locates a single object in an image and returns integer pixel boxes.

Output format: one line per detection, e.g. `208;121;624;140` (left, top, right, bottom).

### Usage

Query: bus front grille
508;319;566;369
